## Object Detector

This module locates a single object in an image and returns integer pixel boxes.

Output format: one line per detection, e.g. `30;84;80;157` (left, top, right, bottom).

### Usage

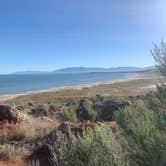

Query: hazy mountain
13;71;51;75
54;66;156;73
13;66;156;75
54;67;108;73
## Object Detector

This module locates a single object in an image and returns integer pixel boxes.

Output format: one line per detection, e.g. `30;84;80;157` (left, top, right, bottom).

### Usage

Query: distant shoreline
0;72;157;101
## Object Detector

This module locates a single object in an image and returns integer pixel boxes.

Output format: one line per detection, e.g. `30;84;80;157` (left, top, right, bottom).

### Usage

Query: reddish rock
104;121;118;132
58;122;83;138
30;107;49;117
0;105;18;124
28;144;59;166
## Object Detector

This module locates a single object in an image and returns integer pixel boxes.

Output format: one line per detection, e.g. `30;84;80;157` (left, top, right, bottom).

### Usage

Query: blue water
0;72;137;95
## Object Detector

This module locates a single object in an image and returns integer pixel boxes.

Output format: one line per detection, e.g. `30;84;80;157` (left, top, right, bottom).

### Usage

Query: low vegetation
0;84;166;165
1;43;166;166
56;126;126;166
0;82;166;166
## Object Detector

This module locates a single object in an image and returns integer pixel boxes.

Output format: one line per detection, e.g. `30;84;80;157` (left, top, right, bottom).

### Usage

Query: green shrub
152;39;166;76
146;84;166;116
76;100;97;122
61;106;78;123
146;84;166;109
28;102;33;106
116;102;166;166
146;84;166;131
56;126;127;166
49;104;56;111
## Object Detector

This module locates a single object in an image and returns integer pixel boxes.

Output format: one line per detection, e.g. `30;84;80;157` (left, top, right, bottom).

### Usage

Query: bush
146;84;166;110
146;84;166;131
56;126;127;166
152;39;166;76
49;104;56;111
61;106;78;123
76;100;97;122
116;102;166;166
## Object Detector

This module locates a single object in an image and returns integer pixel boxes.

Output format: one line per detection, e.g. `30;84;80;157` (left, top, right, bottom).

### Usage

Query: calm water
0;72;137;95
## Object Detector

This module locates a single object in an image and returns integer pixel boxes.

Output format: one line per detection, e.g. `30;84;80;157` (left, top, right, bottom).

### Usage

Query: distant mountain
54;67;108;73
13;71;51;75
54;66;156;73
13;66;156;75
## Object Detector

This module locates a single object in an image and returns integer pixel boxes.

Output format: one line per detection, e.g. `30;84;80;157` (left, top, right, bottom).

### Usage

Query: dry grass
0;117;60;144
0;122;36;143
0;157;27;166
0;119;60;164
30;117;60;138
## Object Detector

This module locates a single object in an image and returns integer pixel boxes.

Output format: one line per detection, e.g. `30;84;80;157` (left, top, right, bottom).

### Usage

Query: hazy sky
0;0;166;73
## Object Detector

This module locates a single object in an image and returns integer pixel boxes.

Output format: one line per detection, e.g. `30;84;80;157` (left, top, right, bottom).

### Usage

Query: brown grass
0;157;27;166
0;122;36;143
0;118;60;143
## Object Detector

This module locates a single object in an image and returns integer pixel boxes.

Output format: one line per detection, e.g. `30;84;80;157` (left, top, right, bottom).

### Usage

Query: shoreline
0;71;160;101
0;74;143;101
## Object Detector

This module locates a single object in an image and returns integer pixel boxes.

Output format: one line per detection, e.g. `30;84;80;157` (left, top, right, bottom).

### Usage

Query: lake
0;72;138;95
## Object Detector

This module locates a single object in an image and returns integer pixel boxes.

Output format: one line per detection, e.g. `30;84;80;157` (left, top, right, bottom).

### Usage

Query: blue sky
0;0;166;73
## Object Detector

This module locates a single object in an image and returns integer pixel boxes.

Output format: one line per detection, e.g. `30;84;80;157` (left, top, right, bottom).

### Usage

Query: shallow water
0;72;138;95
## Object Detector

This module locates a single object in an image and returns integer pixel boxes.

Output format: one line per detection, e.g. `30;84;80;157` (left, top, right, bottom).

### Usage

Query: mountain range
13;66;156;75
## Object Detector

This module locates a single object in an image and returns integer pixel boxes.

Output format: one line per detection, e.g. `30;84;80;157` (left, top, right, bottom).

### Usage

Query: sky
0;0;166;73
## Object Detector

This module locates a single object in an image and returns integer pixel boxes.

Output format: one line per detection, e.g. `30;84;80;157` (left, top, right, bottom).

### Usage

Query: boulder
16;106;25;111
57;122;83;138
95;100;131;121
104;121;118;132
79;121;97;130
0;105;20;124
58;121;99;139
27;121;116;166
30;108;49;117
28;144;59;166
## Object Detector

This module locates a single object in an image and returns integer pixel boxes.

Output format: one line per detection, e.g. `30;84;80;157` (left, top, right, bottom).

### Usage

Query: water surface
0;72;138;95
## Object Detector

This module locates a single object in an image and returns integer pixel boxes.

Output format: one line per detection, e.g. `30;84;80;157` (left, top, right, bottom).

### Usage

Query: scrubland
0;72;166;166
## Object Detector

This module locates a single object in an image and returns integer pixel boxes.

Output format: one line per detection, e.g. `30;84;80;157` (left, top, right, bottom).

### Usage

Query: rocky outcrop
104;121;118;132
95;100;131;121
30;107;49;117
16;105;25;111
28;144;59;166
27;121;117;166
57;122;83;138
0;105;23;124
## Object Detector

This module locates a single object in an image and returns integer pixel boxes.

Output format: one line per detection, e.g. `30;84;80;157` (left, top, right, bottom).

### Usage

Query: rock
27;121;115;166
28;144;59;166
57;121;99;139
95;100;131;121
79;121;97;130
57;122;72;135
55;106;64;112
30;107;49;117
104;121;118;132
0;105;21;124
57;122;83;138
40;117;54;123
16;106;25;111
